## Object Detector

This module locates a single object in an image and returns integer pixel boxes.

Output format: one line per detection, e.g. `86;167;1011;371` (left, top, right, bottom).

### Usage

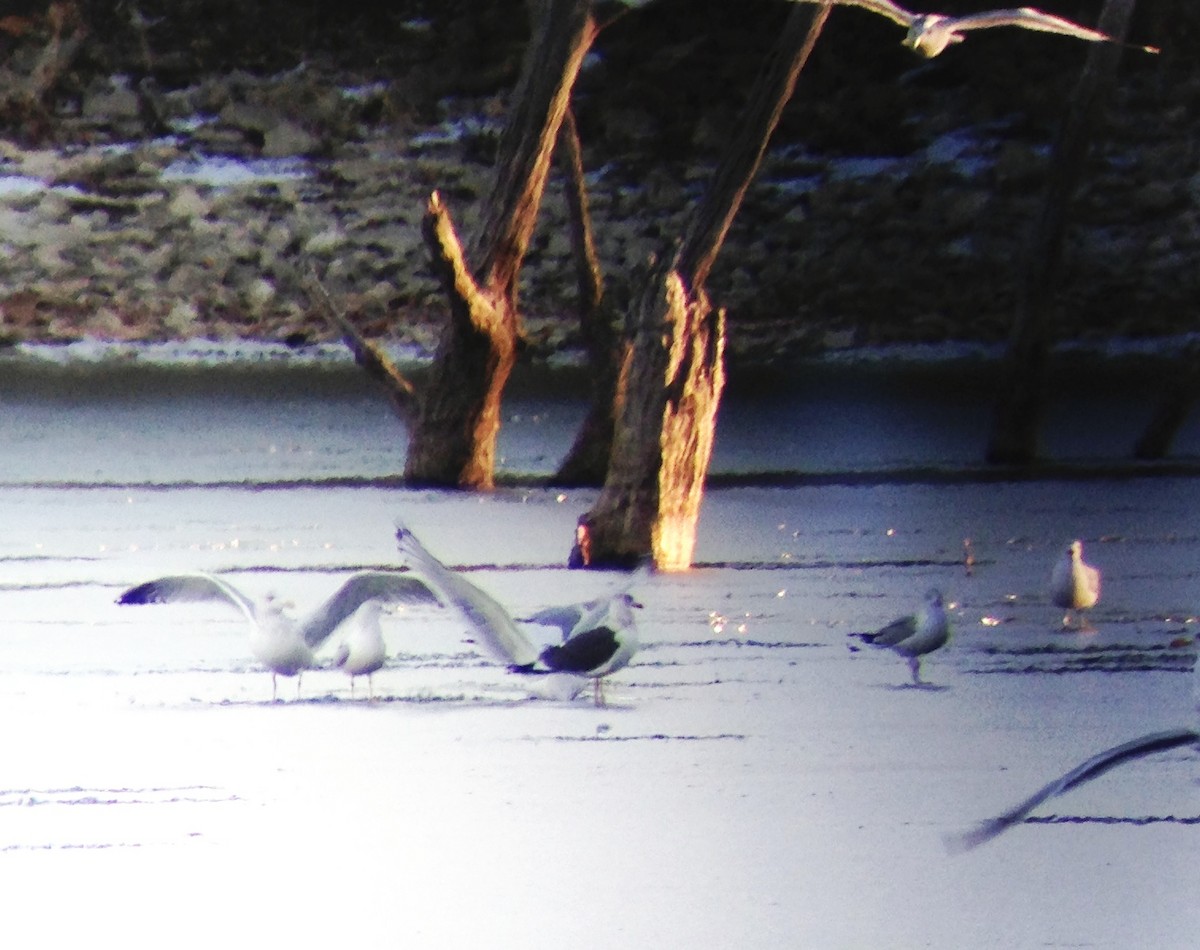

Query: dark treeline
17;0;1185;162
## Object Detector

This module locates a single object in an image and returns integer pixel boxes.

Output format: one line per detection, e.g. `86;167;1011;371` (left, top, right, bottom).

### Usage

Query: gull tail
508;662;549;675
945;728;1199;854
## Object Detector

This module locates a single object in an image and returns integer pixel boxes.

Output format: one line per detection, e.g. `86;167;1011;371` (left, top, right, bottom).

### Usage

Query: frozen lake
0;347;1195;947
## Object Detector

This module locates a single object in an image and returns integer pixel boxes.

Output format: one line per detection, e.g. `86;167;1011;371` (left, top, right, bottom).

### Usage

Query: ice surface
0;353;1194;946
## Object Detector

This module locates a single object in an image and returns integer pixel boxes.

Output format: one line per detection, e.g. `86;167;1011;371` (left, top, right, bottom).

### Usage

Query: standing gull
789;0;1159;58
117;570;441;701
535;593;643;707
1050;539;1101;630
849;588;951;687
332;600;389;700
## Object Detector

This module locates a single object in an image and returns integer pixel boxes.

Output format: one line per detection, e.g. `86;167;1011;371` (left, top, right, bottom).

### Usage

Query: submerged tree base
583;268;725;572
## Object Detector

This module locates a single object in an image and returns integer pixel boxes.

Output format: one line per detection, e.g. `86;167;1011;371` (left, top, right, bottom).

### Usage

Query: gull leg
271;672;278;703
296;673;303;701
367;673;375;702
909;656;923;687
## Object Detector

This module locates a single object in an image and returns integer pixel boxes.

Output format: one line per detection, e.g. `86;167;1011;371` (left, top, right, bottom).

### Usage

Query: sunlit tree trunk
405;0;597;488
579;4;830;570
986;0;1140;465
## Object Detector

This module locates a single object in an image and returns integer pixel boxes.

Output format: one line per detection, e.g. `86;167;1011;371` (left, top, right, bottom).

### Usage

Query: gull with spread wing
395;525;651;704
790;0;1159;58
118;570;441;700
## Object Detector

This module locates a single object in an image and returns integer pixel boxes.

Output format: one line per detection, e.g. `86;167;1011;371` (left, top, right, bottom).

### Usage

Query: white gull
332;600;389;700
117;570;441;700
791;0;1159;58
1050;539;1101;630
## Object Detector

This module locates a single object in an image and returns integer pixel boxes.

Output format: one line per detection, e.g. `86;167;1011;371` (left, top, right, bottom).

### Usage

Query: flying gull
849;588;952;687
790;1;1159;58
1050;539;1101;630
535;593;644;707
117;570;441;701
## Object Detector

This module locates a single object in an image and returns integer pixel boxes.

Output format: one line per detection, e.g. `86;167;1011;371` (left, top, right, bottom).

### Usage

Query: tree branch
302;271;418;422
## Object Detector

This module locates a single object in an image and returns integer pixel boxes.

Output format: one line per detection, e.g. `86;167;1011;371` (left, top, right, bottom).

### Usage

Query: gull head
262;593;296;617
902;15;961;58
610;592;644;626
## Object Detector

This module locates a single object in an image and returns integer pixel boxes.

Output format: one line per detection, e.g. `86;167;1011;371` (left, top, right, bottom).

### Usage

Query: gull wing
541;626;620;675
795;0;915;28
944;8;1108;41
946;728;1200;853
854;614;917;649
117;573;258;624
523;564;652;640
519;602;591;639
301;571;443;648
395;525;541;668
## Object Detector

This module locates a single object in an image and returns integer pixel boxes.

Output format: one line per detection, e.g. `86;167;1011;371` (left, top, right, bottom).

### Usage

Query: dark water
0;351;1195;484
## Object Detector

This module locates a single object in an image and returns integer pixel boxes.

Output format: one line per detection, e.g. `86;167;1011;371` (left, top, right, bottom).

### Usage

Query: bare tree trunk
553;106;622;485
405;0;597;488
578;4;830;570
986;0;1139;465
1134;343;1200;459
304;272;417;423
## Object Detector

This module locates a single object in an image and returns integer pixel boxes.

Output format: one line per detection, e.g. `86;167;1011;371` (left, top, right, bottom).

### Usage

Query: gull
849;588;951;687
791;0;1159;58
332;600;389;700
394;525;541;668
522;591;643;642
537;593;643;707
117;570;441;701
519;563;652;641
1050;539;1101;630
